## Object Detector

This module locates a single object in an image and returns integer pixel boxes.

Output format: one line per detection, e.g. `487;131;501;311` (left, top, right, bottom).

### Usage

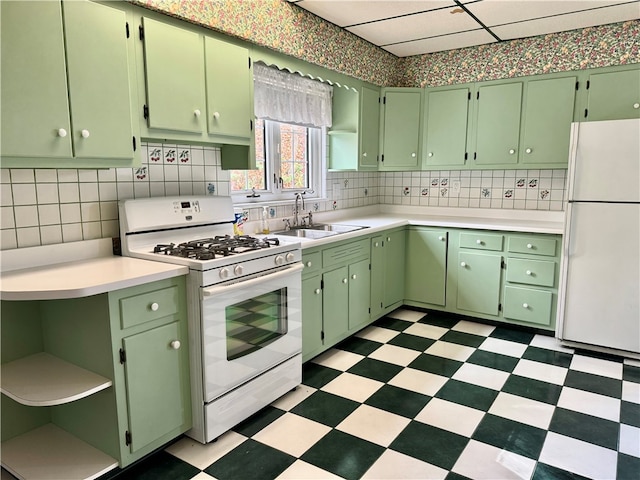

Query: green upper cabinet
1;0;138;168
380;88;422;170
204;37;253;141
473;82;523;166
584;68;640;121
519;76;577;167
423;86;471;168
140;17;206;134
359;85;381;170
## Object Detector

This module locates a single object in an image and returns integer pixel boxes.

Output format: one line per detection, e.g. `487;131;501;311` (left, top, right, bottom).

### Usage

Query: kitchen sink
306;223;367;233
272;223;367;238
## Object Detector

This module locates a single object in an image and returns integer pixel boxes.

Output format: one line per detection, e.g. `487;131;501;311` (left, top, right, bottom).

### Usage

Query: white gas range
119;196;303;443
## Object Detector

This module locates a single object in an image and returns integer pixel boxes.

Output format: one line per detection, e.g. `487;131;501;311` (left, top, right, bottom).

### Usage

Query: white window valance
253;63;332;128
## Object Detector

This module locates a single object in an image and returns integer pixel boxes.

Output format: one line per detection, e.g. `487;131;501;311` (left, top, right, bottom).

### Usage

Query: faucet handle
283;218;291;231
307;211;313;226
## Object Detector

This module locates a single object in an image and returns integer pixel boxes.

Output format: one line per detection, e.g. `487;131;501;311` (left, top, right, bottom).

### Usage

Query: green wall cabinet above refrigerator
0;0;139;168
583;68;640;121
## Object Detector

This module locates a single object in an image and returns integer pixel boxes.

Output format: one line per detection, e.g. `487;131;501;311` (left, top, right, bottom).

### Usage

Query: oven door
200;263;303;403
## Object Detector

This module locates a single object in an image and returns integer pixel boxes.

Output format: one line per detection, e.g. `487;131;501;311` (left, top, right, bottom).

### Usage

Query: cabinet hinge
381;154;384;162
250;119;253;131
586;80;590;90
368;307;371;314
498;303;502;312
464;152;468;160
468;92;471;100
320;331;325;340
584;108;588;118
126;22;130;38
383;96;386;105
476;91;480;100
501;260;506;269
119;348;126;364
369;263;371;271
125;431;132;446
320;279;324;290
139;24;144;41
473;152;477;160
143;105;149;120
132;136;137;152
248;57;252;69
575;81;579;91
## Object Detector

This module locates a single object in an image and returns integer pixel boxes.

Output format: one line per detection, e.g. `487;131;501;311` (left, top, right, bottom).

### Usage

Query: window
230;63;331;203
230;119;324;201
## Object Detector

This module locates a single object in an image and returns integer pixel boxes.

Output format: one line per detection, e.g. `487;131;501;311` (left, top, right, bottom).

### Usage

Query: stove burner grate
153;235;280;260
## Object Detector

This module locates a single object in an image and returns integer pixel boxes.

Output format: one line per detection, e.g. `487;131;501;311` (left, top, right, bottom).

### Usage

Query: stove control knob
274;255;284;266
219;268;230;279
234;265;244;276
285;253;295;262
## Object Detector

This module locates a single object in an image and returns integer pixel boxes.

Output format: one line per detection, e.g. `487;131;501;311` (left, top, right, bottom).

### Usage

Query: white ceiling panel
291;0;455;27
385;28;496;56
466;0;637;28
347;5;481;46
492;2;640;39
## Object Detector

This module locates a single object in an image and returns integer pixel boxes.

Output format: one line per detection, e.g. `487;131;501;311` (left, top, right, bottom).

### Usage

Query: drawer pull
509;149;516;155
526;270;532;275
150;302;159;311
170;340;181;350
439;236;445;241
342;278;348;284
460;262;467;268
314;288;321;295
194;109;201;118
525;148;532;154
522;303;529;309
476;239;483;245
351;274;357;280
634;103;640;109
306;261;312;267
527;243;533;249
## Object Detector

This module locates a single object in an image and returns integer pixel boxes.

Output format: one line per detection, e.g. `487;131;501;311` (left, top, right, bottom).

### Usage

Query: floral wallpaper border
131;0;639;88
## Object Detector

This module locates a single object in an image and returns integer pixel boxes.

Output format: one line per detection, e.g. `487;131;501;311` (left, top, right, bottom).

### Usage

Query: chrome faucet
293;192;305;227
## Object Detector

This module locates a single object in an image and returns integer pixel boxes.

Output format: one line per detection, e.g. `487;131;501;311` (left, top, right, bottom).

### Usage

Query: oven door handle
202;263;304;297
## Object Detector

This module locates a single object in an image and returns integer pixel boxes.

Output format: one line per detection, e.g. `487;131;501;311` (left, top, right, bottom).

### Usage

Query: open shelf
1;352;112;406
1;423;118;480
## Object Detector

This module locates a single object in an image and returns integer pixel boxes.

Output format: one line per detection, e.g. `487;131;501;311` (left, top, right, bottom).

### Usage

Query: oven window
225;287;288;360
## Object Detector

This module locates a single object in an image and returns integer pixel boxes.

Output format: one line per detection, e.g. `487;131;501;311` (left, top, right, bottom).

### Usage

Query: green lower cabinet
322;266;350;346
301;275;323;362
405;228;447;306
503;285;553;326
371;230;406;317
456;251;502;316
348;259;371;331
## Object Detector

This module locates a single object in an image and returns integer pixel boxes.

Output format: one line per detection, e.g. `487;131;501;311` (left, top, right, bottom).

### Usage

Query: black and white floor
71;308;640;479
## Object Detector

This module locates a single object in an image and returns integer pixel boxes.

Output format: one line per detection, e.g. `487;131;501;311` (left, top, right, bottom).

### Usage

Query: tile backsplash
0;143;565;250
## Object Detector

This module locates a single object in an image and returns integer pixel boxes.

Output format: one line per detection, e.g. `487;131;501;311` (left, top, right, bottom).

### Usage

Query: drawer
503;285;553;326
508;236;557;256
302;251;321;276
323;238;369;268
460;232;504;251
506;258;556;287
119;286;179;329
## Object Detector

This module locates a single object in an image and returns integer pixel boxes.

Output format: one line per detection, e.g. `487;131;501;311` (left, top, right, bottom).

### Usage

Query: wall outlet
452;180;461;193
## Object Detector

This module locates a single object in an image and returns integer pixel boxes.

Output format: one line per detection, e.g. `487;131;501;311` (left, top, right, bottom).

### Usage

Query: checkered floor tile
13;308;638;480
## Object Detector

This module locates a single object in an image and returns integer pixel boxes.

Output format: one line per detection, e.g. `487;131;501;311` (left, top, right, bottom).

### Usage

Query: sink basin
307;223;367;233
272;223;368;239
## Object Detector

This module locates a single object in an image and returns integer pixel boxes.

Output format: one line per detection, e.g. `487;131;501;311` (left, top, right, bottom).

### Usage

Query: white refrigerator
557;118;640;354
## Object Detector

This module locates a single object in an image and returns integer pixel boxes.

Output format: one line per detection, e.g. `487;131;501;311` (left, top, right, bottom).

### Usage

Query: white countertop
0;239;188;301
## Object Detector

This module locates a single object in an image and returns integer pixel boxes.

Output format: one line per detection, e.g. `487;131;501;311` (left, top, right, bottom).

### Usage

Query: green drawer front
503;285;553;326
506;258;556;287
302;251;322;277
508;236;557;256
459;232;503;251
120;286;179;330
323;238;369;268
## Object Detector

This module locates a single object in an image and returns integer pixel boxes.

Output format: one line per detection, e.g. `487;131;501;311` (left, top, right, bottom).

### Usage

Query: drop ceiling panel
385;28;496;56
347;6;481;46
292;0;455;27
492;2;640;39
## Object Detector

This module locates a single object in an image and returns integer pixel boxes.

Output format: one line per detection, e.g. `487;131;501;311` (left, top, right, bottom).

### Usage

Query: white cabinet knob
428;152;433;157
509;149;516;154
526;243;533;249
411;152;416;157
342;278;348;284
314;288;321;294
525;148;532;154
150;302;159;311
81;129;90;138
387;237;391;242
522;303;529;309
58;128;67;137
170;340;181;350
306;261;312;267
363;152;367;157
634;103;640;109
194;109;201;118
476;239;483;245
351;274;357;280
460;262;467;268
439;236;445;241
374;242;379;247
213;111;220;119
526;270;532;275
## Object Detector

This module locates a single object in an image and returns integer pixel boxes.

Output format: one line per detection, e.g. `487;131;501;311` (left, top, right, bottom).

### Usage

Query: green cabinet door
370;236;385;319
359;86;380;170
1;1;72;159
348;259;371;331
204;37;253;140
302;275;323;362
64;1;134;160
381;89;422;170
383;230;406;308
122;321;188;453
520;76;576;166
141;17;206;133
322;266;349;345
424;87;470;167
456;251;502;316
474;82;523;165
586;69;640;121
405;229;447;306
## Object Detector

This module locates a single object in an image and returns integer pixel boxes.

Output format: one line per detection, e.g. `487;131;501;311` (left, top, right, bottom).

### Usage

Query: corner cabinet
0;0;139;168
0;277;191;479
380;88;423;171
583;67;640;121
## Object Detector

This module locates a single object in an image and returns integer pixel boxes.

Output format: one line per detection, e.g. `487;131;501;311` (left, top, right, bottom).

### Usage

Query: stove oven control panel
173;200;200;214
